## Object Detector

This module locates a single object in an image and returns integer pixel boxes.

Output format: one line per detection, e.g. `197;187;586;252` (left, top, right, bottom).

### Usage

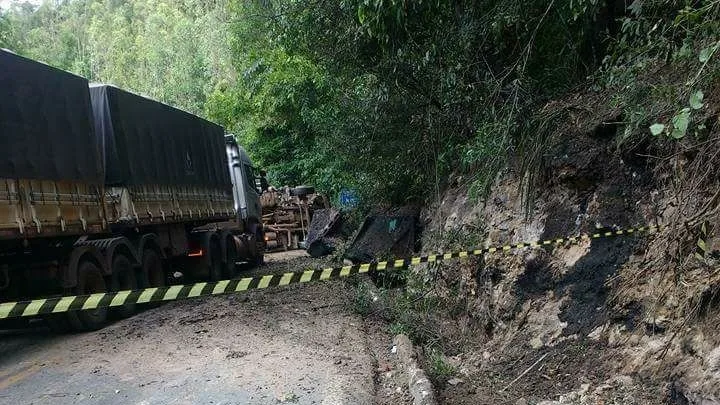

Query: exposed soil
406;88;720;405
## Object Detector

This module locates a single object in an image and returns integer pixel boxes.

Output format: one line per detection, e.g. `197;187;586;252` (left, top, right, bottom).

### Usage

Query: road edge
393;334;438;405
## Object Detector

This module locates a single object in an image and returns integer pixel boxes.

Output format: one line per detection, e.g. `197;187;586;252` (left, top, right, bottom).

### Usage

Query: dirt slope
412;91;720;404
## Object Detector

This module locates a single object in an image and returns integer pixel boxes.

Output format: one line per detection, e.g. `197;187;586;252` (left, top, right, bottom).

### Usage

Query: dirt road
0;252;412;405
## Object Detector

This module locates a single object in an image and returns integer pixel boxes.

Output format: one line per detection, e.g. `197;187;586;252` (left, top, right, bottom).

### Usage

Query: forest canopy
2;0;719;206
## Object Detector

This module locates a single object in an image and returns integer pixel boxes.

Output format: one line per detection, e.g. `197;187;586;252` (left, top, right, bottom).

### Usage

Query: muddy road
0;252;412;405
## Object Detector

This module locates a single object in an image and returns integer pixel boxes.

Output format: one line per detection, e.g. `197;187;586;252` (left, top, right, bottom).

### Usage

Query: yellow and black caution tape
0;224;663;320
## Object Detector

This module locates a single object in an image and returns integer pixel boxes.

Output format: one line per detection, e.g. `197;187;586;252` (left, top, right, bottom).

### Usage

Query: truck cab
225;135;262;228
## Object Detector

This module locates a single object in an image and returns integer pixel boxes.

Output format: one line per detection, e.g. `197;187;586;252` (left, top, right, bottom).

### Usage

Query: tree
2;0;233;117
7;0;717;207
0;12;11;49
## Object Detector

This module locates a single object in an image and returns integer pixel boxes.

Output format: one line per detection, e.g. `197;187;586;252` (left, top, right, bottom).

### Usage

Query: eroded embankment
405;91;720;404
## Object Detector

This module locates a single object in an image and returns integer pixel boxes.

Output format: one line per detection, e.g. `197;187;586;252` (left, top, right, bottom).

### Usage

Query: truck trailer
0;50;263;331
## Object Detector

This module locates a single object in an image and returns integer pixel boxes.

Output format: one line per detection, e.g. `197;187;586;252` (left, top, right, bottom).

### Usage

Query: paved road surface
0;252;411;405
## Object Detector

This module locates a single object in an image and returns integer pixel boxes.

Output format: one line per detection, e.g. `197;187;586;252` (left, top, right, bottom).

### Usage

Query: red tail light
187;249;204;257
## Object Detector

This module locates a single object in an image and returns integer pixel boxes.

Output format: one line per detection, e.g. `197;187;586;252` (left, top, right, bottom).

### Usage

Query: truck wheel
254;251;265;267
0;317;30;329
44;314;72;334
209;238;223;281
142;249;165;288
110;253;137;319
67;260;108;332
224;236;239;279
141;249;164;308
254;227;265;266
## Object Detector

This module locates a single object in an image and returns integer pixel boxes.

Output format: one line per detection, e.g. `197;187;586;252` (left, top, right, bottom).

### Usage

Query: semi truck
0;49;263;331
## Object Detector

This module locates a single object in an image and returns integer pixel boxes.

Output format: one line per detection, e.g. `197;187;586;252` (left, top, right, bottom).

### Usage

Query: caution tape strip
0;224;663;320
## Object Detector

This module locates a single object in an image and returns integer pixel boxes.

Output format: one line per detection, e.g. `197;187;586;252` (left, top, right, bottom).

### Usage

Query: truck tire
250;225;266;267
209;238;223;281
0;317;30;329
44;314;72;334
224;236;239;279
254;250;265;267
110;253;137;319
67;260;108;331
289;185;315;197
141;249;164;308
142;249;165;288
254;226;265;267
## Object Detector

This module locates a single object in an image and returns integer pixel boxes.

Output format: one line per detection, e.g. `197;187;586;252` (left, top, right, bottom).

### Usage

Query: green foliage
650;123;666;136
690;90;705;110
388;321;410;336
699;42;719;63
651;89;706;139
353;281;374;316
604;1;720;143
671;108;691;139
0;12;13;48
428;349;457;381
2;0;233;117
210;0;615;204
6;0;719;208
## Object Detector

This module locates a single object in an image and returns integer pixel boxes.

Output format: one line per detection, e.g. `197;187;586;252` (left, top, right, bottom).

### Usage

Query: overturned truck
0;50;263;331
261;186;329;251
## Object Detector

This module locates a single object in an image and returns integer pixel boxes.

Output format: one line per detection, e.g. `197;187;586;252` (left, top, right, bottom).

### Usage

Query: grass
352;281;374;316
427;349;457;382
388;321;411;336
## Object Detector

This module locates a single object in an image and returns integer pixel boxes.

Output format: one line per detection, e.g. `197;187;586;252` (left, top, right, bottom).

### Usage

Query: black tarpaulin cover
345;215;419;263
0;49;102;182
89;85;231;188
